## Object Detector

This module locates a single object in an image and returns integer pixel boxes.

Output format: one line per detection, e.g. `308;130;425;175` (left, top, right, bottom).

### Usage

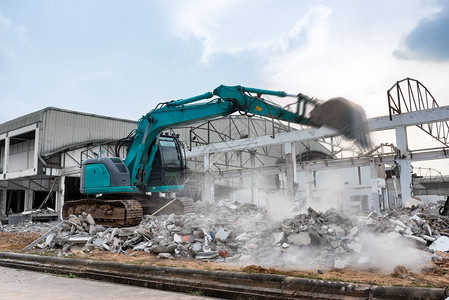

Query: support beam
3;137;9;177
250;151;257;204
304;164;314;204
0;189;6;216
24;190;33;211
212;148;449;179
395;126;413;204
284;142;297;201
56;176;65;220
33;127;39;173
369;161;380;212
187;105;449;158
202;154;214;203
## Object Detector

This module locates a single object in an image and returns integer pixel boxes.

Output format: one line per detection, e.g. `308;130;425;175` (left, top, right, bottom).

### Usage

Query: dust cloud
219;170;431;273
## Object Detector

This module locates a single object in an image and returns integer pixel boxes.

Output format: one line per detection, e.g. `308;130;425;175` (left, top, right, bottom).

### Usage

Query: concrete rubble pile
1;219;54;233
7;208;58;226
18;200;449;268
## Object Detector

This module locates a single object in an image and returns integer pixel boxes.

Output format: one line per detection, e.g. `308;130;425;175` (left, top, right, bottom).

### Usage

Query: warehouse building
0;107;136;222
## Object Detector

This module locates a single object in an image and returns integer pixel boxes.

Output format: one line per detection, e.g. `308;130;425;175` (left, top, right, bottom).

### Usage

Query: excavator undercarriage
62;195;195;227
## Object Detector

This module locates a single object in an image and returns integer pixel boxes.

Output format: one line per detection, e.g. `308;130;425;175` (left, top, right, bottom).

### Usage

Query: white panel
5;168;37;179
9;123;37;138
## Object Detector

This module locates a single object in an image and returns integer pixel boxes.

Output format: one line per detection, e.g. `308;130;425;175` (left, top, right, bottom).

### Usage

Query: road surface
0;266;210;299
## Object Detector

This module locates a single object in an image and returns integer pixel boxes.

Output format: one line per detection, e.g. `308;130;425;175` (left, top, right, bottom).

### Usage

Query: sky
1;0;449;172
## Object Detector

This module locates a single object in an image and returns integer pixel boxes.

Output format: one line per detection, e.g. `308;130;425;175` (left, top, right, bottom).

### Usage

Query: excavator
62;85;371;226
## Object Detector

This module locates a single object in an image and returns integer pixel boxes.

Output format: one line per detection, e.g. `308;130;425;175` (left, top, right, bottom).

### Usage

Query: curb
0;252;446;299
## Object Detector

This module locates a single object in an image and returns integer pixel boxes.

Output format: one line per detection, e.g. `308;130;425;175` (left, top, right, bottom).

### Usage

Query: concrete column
0;189;6;215
369;161;380;212
4;136;10;176
304;165;314;203
284;142;297;201
395;126;413;205
202;154;214;203
250;150;257;204
33;127;39;172
24;189;33;211
56;176;65;220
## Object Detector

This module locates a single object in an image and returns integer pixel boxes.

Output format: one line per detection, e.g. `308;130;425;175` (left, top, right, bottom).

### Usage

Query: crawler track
0;252;446;299
62;199;143;227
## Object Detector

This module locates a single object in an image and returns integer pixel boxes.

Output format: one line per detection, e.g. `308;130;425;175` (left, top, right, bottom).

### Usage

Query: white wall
8;140;35;172
296;166;373;211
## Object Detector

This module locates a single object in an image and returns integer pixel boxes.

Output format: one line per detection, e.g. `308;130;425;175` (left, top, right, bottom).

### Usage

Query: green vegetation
52;272;78;279
186;290;204;296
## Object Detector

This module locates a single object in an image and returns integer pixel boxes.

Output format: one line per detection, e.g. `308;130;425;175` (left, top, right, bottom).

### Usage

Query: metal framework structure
388;77;449;146
180;78;449;210
172;116;304;174
413;167;446;184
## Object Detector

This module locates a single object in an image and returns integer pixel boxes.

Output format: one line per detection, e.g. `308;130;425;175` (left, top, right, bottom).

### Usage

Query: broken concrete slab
403;198;423;208
348;241;362;253
389;219;407;229
348;226;358;236
158;253;173;259
215;227;230;243
272;232;285;246
329;224;345;236
287;232;311;246
44;233;55;246
333;258;349;269
330;240;341;248
404;235;427;246
196;251;219;259
133;241;151;251
173;233;182;243
421;235;436;242
66;236;91;243
86;214;95;226
429;236;449;252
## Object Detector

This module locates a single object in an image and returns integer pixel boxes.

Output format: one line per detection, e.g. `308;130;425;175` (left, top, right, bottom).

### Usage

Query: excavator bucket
308;97;372;149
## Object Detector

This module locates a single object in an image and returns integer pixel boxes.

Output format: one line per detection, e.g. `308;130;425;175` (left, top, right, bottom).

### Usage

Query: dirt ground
1;232;448;288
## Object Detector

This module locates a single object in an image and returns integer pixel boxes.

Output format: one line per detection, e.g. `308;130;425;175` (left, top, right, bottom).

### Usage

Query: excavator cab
148;134;186;187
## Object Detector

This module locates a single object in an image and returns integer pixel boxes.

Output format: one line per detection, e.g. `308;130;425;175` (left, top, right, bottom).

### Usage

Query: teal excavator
62;85;371;226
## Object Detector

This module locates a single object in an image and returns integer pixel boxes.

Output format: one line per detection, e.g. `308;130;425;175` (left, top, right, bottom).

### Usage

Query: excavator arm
124;85;370;190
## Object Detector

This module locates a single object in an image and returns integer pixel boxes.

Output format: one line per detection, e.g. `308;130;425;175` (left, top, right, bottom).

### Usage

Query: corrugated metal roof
0;107;137;155
0;107;136;135
39;108;137;154
0;108;46;135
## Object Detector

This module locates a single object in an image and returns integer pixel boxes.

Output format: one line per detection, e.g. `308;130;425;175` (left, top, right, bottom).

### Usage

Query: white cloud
0;13;27;63
169;0;241;63
169;0;329;64
0;14;12;28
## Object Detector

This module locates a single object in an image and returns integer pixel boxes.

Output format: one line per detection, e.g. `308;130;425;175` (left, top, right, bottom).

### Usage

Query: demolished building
1;78;449;225
0;107;136;223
